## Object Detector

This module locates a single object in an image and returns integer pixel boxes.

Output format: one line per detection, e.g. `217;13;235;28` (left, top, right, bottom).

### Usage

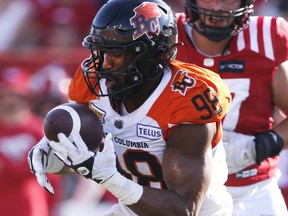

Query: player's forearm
100;169;208;216
127;166;210;216
129;186;198;216
273;117;288;150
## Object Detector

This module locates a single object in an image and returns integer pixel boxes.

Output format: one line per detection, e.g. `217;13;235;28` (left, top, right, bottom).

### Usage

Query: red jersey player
0;68;59;216
176;0;288;215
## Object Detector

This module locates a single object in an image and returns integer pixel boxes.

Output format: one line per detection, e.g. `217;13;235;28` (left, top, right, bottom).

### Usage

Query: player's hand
49;133;143;205
27;137;64;194
49;133;117;183
254;130;283;165
222;130;256;174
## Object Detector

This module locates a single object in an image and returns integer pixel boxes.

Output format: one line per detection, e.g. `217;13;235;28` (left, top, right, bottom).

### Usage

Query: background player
176;0;288;215
0;67;60;216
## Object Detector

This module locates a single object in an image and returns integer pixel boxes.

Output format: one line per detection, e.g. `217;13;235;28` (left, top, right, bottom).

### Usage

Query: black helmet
81;0;177;99
185;0;254;42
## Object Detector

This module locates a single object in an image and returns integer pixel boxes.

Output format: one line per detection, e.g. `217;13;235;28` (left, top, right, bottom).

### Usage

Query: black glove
254;130;284;165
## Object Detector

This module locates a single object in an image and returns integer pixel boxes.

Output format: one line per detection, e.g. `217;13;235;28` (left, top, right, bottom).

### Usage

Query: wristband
101;172;143;205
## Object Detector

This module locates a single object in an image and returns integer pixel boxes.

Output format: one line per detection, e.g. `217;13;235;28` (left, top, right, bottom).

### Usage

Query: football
43;103;103;151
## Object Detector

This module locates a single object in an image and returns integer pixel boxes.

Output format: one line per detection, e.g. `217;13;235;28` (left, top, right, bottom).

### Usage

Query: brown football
43;103;103;151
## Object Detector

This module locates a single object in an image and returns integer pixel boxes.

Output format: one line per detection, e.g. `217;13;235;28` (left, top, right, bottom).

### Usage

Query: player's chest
89;99;167;154
93;103;167;188
191;51;274;78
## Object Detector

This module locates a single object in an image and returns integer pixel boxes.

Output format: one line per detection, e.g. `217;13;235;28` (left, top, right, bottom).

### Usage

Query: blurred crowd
0;0;287;216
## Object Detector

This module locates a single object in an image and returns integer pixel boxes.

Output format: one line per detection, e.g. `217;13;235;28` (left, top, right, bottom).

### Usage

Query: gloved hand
48;133;117;183
254;130;284;165
27;137;65;194
49;132;144;205
223;130;284;174
222;130;256;174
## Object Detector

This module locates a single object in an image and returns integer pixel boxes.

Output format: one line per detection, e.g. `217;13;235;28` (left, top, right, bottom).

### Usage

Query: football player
176;0;288;215
27;0;233;215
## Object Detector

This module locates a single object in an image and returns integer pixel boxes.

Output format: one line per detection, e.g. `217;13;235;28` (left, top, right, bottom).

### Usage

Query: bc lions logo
130;2;161;40
171;70;196;96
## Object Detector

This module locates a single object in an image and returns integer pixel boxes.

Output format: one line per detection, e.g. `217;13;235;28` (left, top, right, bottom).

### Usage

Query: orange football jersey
68;60;232;214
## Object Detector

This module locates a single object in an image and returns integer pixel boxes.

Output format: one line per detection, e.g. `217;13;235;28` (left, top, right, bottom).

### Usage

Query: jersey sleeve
274;17;288;64
169;61;231;124
68;65;96;105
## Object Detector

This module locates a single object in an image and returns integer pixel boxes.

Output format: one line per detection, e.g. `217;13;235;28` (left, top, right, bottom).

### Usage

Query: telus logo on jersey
137;124;162;140
219;60;245;73
130;2;161;40
171;70;196;96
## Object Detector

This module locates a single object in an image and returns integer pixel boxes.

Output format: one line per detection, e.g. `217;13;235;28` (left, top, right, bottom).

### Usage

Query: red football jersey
176;13;288;186
0;114;49;216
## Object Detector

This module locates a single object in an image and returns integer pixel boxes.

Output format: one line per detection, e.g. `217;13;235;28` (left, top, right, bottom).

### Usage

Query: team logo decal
171;70;196;96
89;102;106;124
130;2;161;40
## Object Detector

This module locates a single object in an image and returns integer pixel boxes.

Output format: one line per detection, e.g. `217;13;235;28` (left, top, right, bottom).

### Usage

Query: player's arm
46;122;215;215
249;60;288;165
271;60;288;148
129;123;215;215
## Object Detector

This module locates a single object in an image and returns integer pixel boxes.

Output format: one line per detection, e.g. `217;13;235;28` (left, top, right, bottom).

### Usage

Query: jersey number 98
192;87;222;120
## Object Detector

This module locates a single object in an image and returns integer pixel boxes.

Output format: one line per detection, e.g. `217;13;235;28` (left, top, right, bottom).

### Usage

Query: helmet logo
130;2;161;40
